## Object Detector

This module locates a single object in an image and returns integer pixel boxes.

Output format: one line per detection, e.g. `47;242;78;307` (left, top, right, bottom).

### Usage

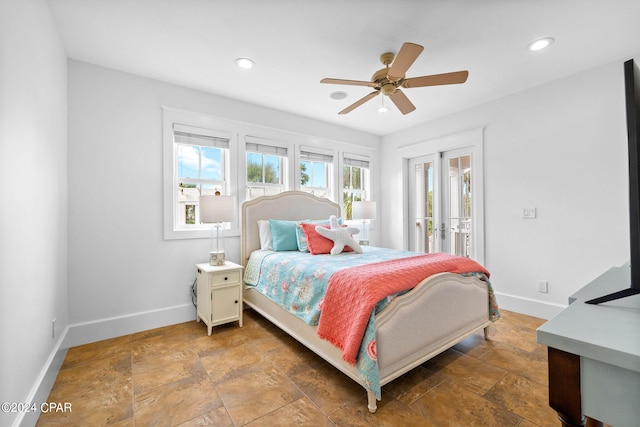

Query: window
342;154;370;220
300;148;333;198
245;137;288;200
173;124;230;229
163;107;375;240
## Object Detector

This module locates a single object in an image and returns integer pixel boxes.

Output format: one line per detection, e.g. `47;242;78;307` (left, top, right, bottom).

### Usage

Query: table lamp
352;201;376;246
200;193;235;265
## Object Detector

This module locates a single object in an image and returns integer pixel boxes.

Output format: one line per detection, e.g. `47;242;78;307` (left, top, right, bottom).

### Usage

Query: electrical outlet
537;280;548;293
523;207;537;219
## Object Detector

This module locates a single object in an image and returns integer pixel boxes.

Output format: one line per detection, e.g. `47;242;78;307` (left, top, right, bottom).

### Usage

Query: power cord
191;278;197;308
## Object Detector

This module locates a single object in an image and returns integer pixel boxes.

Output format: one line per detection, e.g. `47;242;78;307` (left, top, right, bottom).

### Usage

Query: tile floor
36;309;560;426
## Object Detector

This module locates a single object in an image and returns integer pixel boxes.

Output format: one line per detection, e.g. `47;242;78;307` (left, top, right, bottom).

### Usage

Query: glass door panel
408;155;439;253
445;154;472;257
406;130;483;262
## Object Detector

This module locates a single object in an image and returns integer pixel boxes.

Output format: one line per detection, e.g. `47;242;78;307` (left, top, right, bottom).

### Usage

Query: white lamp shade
352;201;376;220
200;195;235;223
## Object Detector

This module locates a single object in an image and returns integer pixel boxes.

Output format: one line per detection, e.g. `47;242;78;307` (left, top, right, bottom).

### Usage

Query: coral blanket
316;252;490;365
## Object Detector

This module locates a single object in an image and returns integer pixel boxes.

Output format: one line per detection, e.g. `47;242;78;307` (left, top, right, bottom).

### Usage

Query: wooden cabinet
537;265;640;427
196;261;243;335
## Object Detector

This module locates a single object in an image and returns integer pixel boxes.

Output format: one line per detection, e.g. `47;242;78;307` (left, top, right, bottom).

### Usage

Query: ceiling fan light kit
377;96;389;114
321;42;469;115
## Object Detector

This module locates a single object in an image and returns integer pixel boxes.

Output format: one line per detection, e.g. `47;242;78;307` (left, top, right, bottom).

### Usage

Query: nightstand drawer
209;270;241;286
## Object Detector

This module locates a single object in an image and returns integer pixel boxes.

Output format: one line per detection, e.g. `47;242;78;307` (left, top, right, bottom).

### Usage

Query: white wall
381;59;632;318
67;61;379;344
0;1;69;427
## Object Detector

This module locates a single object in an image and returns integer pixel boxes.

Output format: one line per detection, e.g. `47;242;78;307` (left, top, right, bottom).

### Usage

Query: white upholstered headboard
241;191;341;265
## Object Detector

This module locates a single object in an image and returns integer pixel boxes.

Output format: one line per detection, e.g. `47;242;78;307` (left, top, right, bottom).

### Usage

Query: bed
241;191;499;413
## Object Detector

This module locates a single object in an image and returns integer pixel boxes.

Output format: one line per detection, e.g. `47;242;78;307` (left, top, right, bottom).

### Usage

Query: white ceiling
47;0;640;136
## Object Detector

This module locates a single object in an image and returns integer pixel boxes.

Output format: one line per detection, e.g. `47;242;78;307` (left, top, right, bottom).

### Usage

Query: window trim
342;152;371;222
174;124;232;229
163;107;377;241
297;145;335;199
163;107;239;240
176;146;230;228
244;135;289;200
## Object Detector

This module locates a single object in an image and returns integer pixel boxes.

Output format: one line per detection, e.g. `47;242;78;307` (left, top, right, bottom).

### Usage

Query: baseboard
495;292;566;320
13;326;70;427
12;304;196;427
69;303;196;347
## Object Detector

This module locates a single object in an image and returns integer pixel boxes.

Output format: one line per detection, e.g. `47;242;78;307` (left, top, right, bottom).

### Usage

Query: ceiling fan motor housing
371;67;399;96
381;83;396;96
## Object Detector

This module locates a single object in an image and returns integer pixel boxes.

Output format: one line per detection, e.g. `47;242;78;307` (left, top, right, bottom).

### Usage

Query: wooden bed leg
484;326;490;340
367;391;377;413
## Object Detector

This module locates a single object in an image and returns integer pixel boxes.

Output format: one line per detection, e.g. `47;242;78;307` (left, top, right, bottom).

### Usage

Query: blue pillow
269;219;300;251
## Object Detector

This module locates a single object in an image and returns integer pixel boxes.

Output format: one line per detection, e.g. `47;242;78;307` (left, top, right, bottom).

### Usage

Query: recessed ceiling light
528;37;555;52
235;58;255;69
330;91;347;100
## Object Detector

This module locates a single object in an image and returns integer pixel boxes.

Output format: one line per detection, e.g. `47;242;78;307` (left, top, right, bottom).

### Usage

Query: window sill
164;227;241;241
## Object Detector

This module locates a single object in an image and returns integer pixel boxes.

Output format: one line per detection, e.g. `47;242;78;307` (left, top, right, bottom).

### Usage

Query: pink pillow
299;223;353;255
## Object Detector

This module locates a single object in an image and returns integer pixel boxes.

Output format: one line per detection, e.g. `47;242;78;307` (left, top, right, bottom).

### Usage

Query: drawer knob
234;300;238;304
224;277;228;281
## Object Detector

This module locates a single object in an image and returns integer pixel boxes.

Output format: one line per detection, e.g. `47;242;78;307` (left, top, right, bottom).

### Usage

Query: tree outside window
245;143;287;199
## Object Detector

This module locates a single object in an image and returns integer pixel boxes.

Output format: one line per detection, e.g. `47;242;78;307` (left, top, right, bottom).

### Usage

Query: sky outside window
177;144;222;180
302;160;327;187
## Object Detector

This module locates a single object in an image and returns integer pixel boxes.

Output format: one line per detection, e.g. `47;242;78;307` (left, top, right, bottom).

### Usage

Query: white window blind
343;156;370;169
246;142;287;156
300;150;333;163
174;132;229;149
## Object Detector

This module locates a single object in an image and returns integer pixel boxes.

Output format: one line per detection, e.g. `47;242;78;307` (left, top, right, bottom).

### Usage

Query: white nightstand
196;261;243;335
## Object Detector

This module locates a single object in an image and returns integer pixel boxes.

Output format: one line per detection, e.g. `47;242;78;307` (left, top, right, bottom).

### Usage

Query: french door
409;154;438;254
409;148;480;260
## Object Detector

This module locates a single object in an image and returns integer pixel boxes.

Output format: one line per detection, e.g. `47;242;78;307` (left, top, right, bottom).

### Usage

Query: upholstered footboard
243;270;491;413
373;272;491;408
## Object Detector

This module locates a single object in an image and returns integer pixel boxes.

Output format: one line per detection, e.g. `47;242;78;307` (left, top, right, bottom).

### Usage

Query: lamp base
209;251;226;266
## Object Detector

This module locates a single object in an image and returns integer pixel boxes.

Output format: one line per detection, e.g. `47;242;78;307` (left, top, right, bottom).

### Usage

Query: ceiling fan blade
338;91;379;114
402;70;469;88
321;78;376;87
388;42;424;81
389;89;416;115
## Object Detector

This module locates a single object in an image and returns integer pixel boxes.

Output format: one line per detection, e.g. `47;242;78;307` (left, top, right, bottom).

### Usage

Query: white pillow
258;220;272;250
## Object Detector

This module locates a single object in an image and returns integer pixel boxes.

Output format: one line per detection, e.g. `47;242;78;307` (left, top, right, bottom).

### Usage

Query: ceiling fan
321;42;469;115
